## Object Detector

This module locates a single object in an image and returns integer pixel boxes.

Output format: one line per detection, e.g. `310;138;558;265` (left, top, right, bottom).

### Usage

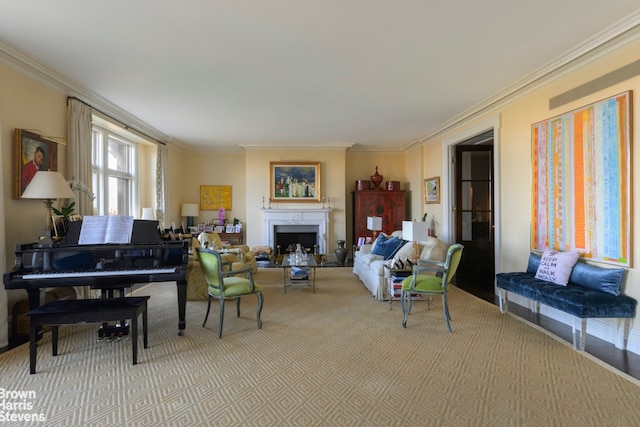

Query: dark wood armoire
352;189;406;243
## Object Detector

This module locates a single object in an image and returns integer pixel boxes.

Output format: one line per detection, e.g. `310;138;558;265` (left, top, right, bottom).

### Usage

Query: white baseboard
503;293;639;355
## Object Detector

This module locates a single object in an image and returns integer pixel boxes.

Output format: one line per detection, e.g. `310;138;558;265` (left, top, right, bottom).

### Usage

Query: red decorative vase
370;166;383;189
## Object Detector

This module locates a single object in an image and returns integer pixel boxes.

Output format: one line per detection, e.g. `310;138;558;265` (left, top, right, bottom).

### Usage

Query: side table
383;265;412;310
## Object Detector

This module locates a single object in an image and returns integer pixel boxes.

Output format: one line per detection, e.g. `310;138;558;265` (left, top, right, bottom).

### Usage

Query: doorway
452;131;495;302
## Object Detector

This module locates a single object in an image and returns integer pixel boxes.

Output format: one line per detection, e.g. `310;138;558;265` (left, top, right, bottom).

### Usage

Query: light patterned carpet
1;268;639;426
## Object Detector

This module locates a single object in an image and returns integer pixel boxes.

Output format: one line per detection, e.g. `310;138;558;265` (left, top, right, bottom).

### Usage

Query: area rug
0;268;639;426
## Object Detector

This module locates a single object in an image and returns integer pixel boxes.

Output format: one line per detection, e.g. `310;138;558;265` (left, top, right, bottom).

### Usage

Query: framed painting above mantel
270;161;321;202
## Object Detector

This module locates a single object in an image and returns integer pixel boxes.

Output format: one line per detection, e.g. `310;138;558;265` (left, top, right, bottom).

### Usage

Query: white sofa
352;231;448;300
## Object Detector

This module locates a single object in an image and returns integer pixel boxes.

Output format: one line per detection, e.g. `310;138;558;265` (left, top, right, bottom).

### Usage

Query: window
92;121;138;216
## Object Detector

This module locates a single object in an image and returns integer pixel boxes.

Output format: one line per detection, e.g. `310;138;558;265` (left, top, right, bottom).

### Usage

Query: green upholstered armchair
187;233;258;301
401;243;464;332
196;248;264;338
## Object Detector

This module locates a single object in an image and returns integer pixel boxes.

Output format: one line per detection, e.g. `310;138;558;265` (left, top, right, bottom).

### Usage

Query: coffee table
281;255;317;293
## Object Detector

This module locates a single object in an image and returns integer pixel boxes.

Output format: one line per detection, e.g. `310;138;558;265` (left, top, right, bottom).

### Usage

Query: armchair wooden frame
196;248;263;338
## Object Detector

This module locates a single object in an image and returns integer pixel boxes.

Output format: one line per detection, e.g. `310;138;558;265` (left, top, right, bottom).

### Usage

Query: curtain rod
67;96;166;146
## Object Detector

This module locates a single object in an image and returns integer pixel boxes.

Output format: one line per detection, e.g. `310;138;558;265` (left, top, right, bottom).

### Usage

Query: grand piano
3;220;190;335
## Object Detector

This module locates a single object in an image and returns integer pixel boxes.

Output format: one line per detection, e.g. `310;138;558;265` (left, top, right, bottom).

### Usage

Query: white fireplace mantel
261;208;332;254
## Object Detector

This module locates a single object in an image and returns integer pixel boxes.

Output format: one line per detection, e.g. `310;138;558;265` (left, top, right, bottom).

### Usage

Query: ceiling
0;1;639;152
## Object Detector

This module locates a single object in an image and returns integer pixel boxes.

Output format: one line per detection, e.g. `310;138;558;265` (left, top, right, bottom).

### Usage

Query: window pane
461;151;492;180
108;138;130;172
108;176;130;215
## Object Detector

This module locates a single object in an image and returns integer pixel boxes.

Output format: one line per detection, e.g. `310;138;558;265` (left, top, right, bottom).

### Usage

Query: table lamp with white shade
181;203;199;227
402;220;429;264
141;207;155;220
21;171;75;244
367;216;382;240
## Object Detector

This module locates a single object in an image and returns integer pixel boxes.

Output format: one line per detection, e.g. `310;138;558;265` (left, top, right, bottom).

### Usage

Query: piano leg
27;289;44;341
176;279;187;335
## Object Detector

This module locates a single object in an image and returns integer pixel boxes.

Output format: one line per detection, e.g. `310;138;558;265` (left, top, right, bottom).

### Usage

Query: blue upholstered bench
496;252;636;351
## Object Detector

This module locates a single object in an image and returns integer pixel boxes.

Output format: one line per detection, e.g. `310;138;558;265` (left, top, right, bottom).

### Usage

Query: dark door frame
440;117;502;296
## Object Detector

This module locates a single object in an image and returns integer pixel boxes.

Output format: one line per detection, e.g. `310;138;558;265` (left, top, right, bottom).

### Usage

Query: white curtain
0;116;8;348
156;143;168;230
67;99;93;216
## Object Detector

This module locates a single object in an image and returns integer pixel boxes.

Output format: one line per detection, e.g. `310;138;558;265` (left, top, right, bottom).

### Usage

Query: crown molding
410;9;640;149
0;39;170;145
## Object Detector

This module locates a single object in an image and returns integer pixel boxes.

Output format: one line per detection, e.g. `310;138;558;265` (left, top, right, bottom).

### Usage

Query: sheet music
78;216;134;244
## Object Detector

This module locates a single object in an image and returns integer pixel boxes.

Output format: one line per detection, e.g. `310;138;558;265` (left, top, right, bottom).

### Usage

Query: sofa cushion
383;237;407;260
358;252;384;267
534;247;579;286
371;234;389;256
417;237;448;262
389;241;416;268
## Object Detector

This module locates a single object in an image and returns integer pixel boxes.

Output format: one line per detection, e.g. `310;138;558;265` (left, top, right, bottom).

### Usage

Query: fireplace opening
274;225;318;255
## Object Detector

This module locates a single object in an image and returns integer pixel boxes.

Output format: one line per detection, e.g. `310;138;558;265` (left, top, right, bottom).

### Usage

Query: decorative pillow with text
534;247;580;286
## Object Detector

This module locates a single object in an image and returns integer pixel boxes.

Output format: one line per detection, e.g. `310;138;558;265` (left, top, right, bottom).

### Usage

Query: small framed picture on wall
424;176;440;204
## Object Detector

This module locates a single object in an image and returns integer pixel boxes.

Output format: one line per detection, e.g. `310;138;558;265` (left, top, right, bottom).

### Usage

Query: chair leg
236;297;241;318
202;296;213;327
442;294;452;333
401;290;408;328
256;292;263;329
218;298;225;338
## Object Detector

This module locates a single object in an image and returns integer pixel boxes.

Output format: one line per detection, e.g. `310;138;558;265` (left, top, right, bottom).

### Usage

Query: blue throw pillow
371;234;388;256
383;238;407;260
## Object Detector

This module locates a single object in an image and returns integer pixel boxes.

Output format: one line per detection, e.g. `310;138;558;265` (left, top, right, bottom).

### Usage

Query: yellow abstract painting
200;185;232;210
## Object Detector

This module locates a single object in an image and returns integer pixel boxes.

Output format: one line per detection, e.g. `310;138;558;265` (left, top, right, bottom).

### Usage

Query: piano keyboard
23;266;178;279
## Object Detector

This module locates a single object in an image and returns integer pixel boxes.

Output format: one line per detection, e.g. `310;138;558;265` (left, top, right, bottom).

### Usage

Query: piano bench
26;296;150;374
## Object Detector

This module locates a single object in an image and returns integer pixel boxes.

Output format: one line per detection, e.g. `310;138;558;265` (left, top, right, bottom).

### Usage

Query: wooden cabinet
352;190;406;243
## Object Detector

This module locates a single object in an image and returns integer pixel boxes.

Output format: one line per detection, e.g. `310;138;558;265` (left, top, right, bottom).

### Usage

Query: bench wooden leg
143;304;148;349
52;326;59;356
132;313;138;365
29;321;38;375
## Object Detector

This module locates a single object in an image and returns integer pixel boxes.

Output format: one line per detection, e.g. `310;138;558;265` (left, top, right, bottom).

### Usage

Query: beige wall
419;37;640;349
169;149;247;229
0;63;69;328
245;148;347;254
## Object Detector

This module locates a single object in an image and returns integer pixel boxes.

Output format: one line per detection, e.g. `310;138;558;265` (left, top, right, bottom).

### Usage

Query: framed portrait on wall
14;129;59;199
